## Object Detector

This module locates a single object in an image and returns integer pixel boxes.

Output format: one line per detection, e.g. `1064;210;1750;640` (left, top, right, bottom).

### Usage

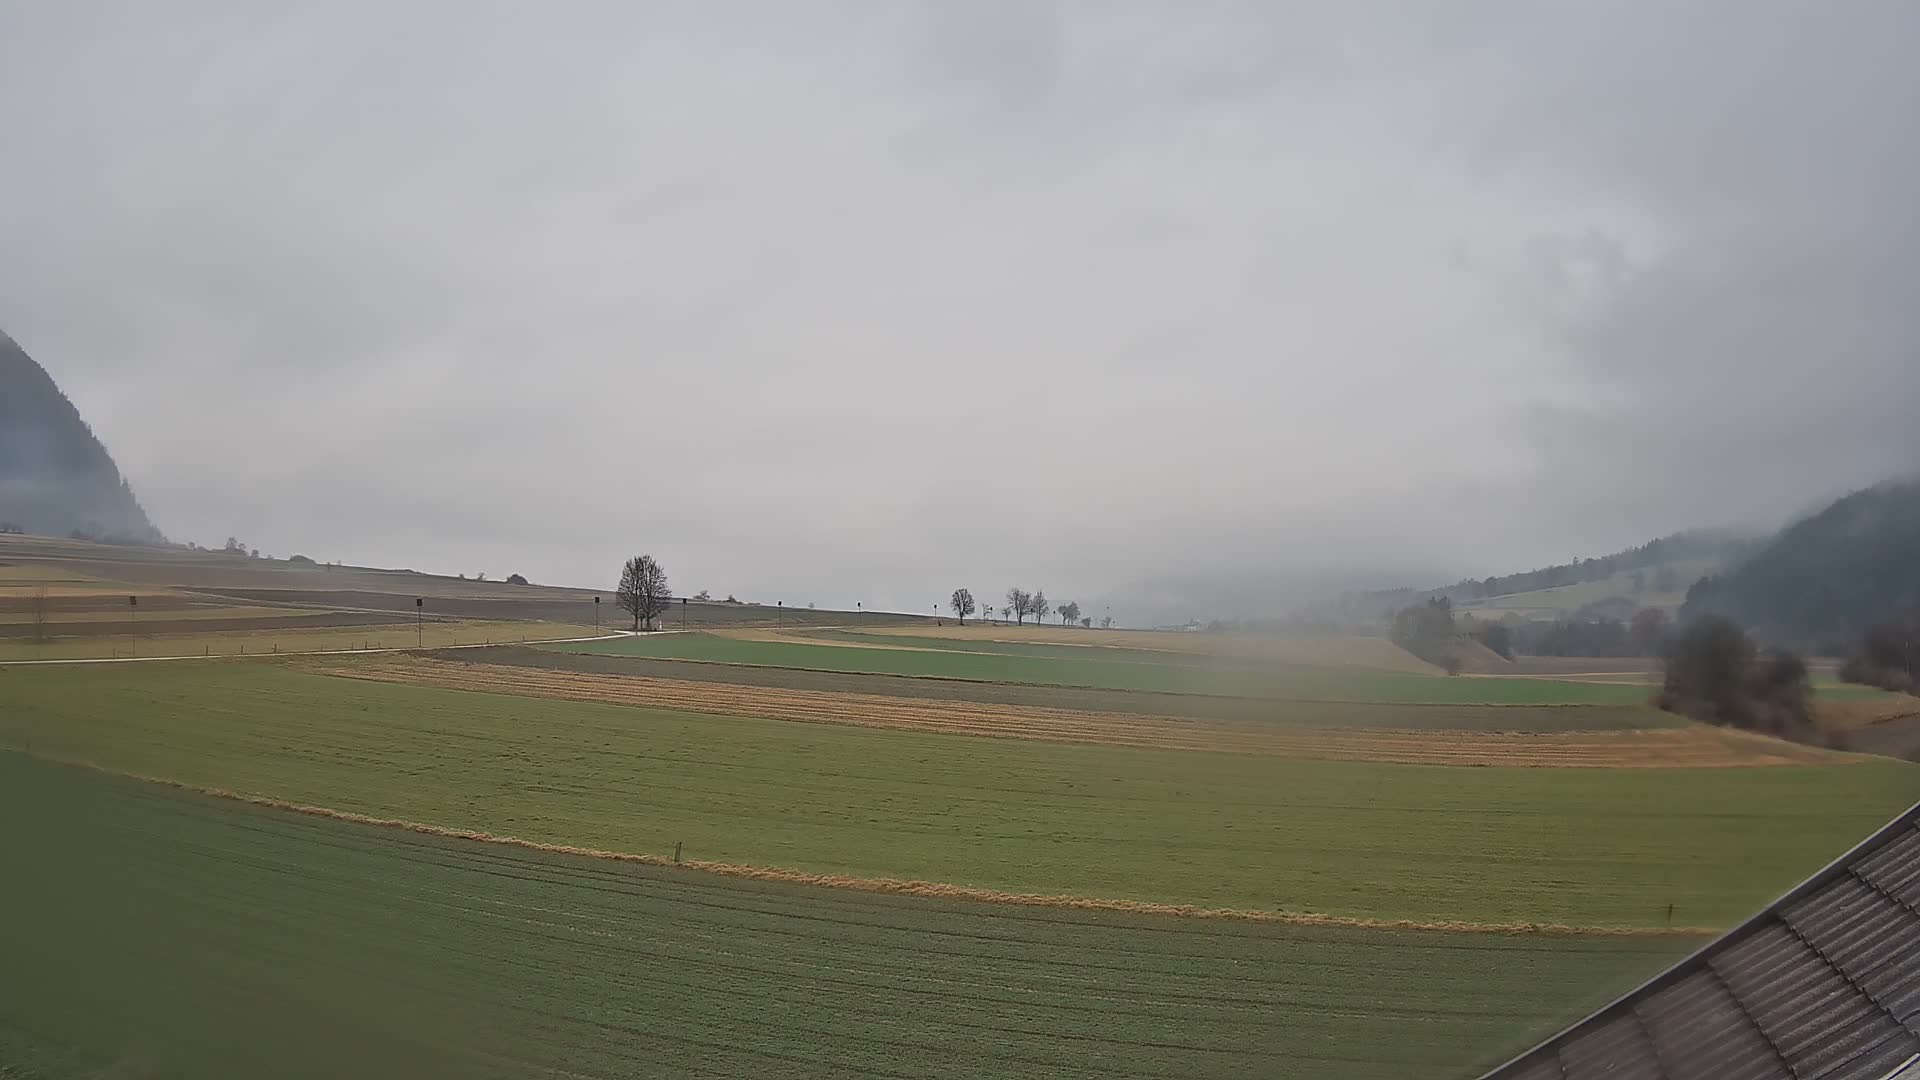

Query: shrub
1841;612;1918;695
1475;624;1513;660
1390;597;1457;667
1656;615;1813;737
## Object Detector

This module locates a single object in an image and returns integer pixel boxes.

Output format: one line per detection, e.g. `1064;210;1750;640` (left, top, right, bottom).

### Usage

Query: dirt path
307;655;1846;768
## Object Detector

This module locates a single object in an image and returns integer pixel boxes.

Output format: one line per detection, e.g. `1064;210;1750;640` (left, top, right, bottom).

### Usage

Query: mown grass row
3;662;1911;926
0;753;1692;1080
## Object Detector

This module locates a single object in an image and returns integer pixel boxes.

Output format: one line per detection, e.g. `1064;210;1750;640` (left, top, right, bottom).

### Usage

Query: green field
548;633;1654;705
452;645;1684;732
5;662;1912;927
0;753;1694;1080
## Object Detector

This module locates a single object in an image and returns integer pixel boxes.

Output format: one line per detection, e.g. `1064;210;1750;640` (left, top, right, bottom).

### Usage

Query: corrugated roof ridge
1483;801;1920;1078
1705;955;1797;1076
1629;1001;1678;1079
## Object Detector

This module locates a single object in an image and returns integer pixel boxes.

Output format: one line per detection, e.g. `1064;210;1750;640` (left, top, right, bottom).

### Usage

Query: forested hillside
1684;480;1920;648
1318;529;1754;626
0;330;162;543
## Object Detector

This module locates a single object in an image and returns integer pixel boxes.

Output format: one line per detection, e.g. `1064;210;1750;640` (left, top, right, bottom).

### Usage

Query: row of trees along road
948;587;1089;627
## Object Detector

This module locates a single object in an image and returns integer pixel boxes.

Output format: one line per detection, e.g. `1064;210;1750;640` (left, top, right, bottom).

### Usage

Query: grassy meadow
3;661;1911;927
8;546;1915;1079
0;753;1693;1080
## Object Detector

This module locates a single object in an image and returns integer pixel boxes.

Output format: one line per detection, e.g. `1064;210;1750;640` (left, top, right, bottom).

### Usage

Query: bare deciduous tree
1006;587;1031;625
1100;615;1113;629
1030;590;1050;625
616;554;671;631
1058;600;1081;626
950;588;976;625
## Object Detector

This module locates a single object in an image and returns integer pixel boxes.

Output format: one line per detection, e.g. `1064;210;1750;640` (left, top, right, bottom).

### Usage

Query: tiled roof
1486;802;1920;1080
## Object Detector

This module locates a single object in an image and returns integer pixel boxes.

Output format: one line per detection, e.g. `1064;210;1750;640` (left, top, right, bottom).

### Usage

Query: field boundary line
8;750;1716;939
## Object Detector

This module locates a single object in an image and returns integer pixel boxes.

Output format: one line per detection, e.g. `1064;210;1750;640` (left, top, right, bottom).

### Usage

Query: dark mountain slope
1684;480;1920;648
0;330;162;542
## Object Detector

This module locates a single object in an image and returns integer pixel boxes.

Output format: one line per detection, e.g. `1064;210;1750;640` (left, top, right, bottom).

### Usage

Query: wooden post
674;842;683;864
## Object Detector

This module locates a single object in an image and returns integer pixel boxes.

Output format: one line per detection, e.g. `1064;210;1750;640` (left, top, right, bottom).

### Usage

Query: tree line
1337;529;1750;621
1684;480;1920;651
609;556;1106;635
1390;596;1684;671
947;587;1099;628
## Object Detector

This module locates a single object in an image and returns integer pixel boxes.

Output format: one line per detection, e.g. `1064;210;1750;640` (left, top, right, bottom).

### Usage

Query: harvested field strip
720;627;962;652
851;625;1446;670
463;644;1681;731
314;656;1839;768
2;753;1694;1080
0;608;415;639
0;619;595;661
1816;695;1920;729
0;604;299;625
7;662;1914;926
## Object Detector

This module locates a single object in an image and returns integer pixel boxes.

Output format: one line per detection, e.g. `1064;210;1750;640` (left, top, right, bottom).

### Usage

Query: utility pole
129;595;138;657
415;597;424;647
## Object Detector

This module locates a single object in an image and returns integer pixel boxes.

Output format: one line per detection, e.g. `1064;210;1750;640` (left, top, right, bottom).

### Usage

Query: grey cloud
2;2;1915;621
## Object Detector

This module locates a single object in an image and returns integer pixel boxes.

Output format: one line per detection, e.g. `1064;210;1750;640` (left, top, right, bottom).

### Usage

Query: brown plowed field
309;656;1841;768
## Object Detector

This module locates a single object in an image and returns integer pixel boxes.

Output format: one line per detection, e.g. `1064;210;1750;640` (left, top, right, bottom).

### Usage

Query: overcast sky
3;2;1916;620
